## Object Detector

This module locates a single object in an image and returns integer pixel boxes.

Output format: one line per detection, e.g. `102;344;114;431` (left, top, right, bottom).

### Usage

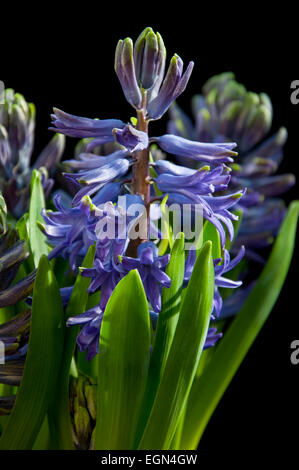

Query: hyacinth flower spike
46;27;243;363
0;26;297;454
0;89;65;218
167;72;295;259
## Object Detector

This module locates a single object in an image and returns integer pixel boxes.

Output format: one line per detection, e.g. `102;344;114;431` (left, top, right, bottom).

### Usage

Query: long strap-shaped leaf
48;245;96;450
29;170;49;267
138;241;214;450
94;269;151;450
0;255;64;449
134;234;185;445
180;200;299;450
202;221;221;258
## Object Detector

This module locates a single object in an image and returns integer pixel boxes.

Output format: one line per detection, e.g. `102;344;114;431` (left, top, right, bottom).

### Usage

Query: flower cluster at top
42;28;247;360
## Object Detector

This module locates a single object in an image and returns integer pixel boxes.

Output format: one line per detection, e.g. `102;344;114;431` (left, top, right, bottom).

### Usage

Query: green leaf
48;245;96;450
0;306;14;325
156;233;185;367
94;270;151;450
134;234;185;444
202;220;221;258
138;241;214;450
16;213;29;243
158;195;174;256
32;417;50;450
29;170;49;267
0;255;64;449
16;214;34;274
180;201;299;449
53;257;71;287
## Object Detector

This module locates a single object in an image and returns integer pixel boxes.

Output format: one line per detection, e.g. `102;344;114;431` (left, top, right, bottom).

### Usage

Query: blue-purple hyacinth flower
113;124;149;153
153;159;245;247
146;56;194;120
151;134;237;164
204;328;223;350
46;29;249;363
212;246;245;319
167;72;295;258
121;242;171;313
62;149;130;206
41;194;96;271
67;306;104;361
185;245;245;319
71;241;171;360
80;241;125;311
233;199;286;263
182;243;245;351
50;108;125;143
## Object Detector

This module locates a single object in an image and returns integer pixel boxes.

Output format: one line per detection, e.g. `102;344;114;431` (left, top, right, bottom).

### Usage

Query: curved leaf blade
94;269;151;450
138;241;214;450
29;169;49;267
202;220;221;259
48;245;96;450
180;200;299;449
0;255;64;449
134;234;185;444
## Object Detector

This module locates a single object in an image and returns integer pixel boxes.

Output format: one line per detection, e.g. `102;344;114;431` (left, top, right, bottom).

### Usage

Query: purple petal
50;107;125;139
151;266;171;287
147;56;194;120
153;134;237;163
115;38;142;109
113;124;148;153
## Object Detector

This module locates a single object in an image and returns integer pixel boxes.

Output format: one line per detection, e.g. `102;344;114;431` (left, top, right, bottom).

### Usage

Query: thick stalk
127;106;150;257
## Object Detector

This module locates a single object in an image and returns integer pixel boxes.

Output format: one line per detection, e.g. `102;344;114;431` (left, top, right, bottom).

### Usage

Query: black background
1;8;298;464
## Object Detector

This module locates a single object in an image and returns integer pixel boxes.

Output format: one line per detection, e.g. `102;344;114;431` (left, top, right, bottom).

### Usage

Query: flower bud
0;87;65;217
9;104;28;154
0;125;11;168
202;72;235;96
115;38;142;109
73;399;92;449
134;27;166;92
89;427;96;450
239;100;272;152
84;383;97;420
34;133;65;174
147;55;194;120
